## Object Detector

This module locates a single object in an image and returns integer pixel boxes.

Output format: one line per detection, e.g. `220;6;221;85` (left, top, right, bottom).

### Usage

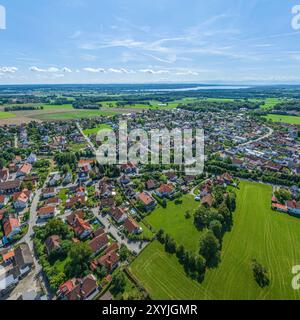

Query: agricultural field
265;114;300;125
83;124;112;135
144;195;201;252
31;110;122;120
131;181;300;300
42;104;74;110
0;111;16;119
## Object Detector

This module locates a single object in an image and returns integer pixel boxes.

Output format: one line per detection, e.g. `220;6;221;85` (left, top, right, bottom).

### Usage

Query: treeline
273;101;300;112
157;230;206;283
206;160;300;188
4;105;44;111
178;100;261;113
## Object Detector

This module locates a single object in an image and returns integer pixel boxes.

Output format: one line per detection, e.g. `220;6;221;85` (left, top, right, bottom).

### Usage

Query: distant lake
141;85;251;92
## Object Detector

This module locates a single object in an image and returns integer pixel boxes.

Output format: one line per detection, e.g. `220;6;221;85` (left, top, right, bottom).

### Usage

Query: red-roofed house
73;217;93;239
91;251;120;272
13;189;32;210
37;206;57;220
155;184;175;199
16;163;32;178
89;233;109;256
138;192;156;212
110;207;127;224
3;216;21;240
272;203;288;213
124;218;142;234
57;274;98;300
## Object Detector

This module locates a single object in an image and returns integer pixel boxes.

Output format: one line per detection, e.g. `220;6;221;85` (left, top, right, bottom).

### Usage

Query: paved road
76;123;97;153
11;179;53;299
239;126;273;147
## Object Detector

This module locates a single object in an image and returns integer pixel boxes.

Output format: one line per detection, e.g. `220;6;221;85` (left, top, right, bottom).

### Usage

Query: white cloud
30;66;72;73
139;69;170;74
0;67;18;73
83;67;106;73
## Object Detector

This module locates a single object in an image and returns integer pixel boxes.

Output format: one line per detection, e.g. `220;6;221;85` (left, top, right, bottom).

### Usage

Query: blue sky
0;0;300;84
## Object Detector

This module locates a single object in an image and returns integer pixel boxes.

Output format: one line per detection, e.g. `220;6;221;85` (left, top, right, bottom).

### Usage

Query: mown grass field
83;124;112;135
131;181;300;300
144;195;201;252
0;111;16;119
265;114;300;125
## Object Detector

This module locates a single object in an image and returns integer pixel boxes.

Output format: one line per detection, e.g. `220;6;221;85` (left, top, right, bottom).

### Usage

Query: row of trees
157;230;206;283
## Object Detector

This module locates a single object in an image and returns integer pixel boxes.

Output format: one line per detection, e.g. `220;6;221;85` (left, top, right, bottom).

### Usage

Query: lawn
265;114;300;125
0;111;16;119
32;110;122;120
83;124;112;135
131;181;300;300
144;195;201;252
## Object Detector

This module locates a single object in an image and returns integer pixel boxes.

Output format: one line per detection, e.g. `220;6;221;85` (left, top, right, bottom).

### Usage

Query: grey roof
14;243;34;270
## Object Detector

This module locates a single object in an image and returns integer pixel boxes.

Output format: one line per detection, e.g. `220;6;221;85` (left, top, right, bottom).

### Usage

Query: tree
119;244;130;262
226;191;236;212
165;235;177;254
274;189;292;204
110;273;126;295
65;242;92;278
252;259;270;288
209;220;223;240
157;229;165;244
185;210;191;219
218;203;233;231
176;245;185;262
199;231;220;268
194;206;210;230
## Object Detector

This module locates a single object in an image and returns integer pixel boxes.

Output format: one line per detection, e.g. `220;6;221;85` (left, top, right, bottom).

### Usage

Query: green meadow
0;111;16;119
144;194;201;252
83;124;112;135
265;114;300;125
131;181;300;300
